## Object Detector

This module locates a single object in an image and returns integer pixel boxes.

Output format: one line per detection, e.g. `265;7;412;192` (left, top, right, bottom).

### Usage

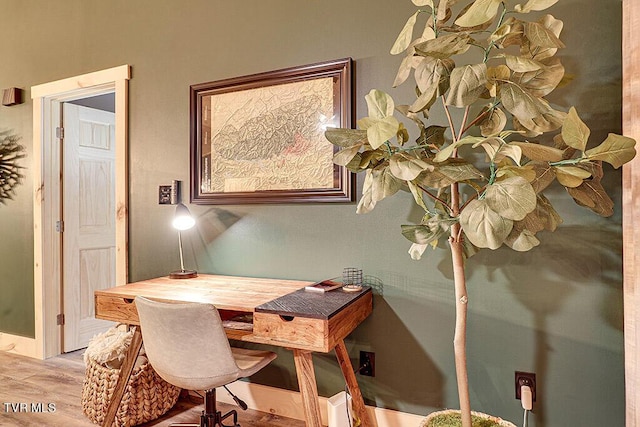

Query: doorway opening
31;65;130;359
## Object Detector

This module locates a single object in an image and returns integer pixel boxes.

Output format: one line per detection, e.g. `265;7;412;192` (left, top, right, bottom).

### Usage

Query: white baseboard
0;332;37;358
220;381;425;427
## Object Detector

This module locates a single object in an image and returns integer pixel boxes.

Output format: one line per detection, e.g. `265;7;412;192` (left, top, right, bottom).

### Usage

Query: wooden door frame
623;1;640;425
31;65;130;359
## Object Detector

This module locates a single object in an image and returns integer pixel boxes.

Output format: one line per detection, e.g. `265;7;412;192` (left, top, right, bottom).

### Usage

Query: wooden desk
94;274;373;427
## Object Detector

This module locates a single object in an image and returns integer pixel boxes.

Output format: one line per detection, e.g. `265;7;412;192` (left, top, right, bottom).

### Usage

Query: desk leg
102;326;143;427
335;340;374;427
293;349;323;427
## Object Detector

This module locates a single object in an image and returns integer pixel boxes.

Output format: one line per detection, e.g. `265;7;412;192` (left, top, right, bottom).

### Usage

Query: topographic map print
201;77;336;193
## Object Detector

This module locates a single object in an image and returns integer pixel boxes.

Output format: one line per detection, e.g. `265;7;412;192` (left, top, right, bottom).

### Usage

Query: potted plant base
420;410;516;427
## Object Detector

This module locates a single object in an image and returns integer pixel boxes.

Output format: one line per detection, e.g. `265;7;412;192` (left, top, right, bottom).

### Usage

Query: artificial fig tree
325;0;636;426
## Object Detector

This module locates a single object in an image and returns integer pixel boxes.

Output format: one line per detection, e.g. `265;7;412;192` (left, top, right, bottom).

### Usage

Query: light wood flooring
0;350;305;427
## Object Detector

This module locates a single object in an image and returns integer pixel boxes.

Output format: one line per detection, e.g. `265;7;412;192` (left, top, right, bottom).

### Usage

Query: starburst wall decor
0;130;25;204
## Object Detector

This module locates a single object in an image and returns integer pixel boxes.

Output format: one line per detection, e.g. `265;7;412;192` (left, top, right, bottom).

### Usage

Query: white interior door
62;103;116;352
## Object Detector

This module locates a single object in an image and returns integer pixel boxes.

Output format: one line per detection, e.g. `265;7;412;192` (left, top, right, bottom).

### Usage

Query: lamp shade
172;203;195;230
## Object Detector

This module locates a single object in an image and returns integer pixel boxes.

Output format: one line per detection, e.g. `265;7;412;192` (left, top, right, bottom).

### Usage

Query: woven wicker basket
82;344;181;426
420;409;517;427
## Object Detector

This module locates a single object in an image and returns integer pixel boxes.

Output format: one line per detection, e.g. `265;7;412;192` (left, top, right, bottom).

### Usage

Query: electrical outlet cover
159;185;173;204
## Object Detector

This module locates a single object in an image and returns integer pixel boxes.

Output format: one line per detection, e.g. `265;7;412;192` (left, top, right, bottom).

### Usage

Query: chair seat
135;296;278;426
232;347;277;378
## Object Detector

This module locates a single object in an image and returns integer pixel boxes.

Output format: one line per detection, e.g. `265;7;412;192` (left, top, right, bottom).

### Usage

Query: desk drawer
253;290;372;352
253;313;328;351
95;294;140;324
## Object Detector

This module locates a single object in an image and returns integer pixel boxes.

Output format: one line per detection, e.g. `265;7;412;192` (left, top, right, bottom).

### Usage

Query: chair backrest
135;296;241;390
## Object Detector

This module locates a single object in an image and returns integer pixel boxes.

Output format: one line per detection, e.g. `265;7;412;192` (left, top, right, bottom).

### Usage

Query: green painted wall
0;1;626;425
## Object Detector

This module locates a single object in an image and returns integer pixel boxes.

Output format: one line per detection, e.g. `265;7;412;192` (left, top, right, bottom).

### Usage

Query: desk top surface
95;274;314;312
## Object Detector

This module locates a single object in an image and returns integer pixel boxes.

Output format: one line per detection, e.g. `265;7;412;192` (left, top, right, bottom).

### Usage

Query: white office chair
135;296;277;427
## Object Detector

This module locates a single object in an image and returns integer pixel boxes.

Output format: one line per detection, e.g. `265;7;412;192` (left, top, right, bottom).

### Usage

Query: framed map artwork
190;58;354;204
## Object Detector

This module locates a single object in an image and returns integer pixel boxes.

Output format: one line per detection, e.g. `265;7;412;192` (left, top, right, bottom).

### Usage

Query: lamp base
169;270;198;279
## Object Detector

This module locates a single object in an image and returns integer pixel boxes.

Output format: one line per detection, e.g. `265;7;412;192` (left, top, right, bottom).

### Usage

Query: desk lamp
170;203;198;279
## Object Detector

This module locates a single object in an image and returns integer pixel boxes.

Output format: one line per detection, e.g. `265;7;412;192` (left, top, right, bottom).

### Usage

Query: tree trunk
450;222;471;426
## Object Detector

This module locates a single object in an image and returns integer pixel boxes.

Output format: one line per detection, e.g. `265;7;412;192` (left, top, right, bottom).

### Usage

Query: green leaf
356;167;403;214
498;17;526;48
393;55;420;88
365;116;400;149
515;0;559;13
416;158;485;188
325;128;367;148
513;105;566;136
499;80;545;124
479;107;508;137
584;133;637;169
446;63;488;107
391;12;419;55
344;153;364;173
505;228;540;251
410;84;438;113
533;193;562;231
434;136;484;163
566;179;614;217
333;144;363;166
520;15;564;61
356;170;376;214
389;153;434;180
372;167;403;202
402;215;456;246
359;149;385;168
486;65;511;97
408;181;430;212
525;22;565;49
414;33;472;59
489;22;513;43
508;194;562;247
401;224;443;245
485;176;537;221
497;54;544;73
365;89;395;119
454;0;502;28
561;107;590;151
460;199;513;250
437;0;450;21
474;137;523;165
555;165;592;188
415;57;455;95
562;162;612;216
495;165;537;182
423;125;448;147
512;58;565;97
510;141;564;162
408;243;429;260
530;162;557;193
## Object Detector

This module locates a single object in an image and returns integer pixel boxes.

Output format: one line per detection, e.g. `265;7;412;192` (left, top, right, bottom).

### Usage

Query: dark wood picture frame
190;58;354;204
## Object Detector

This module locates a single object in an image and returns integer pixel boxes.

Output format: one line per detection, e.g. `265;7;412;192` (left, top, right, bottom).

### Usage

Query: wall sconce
2;88;23;106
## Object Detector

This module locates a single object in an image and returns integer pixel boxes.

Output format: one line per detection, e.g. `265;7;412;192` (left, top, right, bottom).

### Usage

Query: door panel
62;103;116;352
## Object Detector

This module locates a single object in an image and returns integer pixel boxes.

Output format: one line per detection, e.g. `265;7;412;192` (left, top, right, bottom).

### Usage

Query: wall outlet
359;351;375;377
159;185;172;204
515;371;536;402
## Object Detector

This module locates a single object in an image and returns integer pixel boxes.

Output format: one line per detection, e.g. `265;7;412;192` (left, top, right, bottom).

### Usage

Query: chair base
170;389;240;427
